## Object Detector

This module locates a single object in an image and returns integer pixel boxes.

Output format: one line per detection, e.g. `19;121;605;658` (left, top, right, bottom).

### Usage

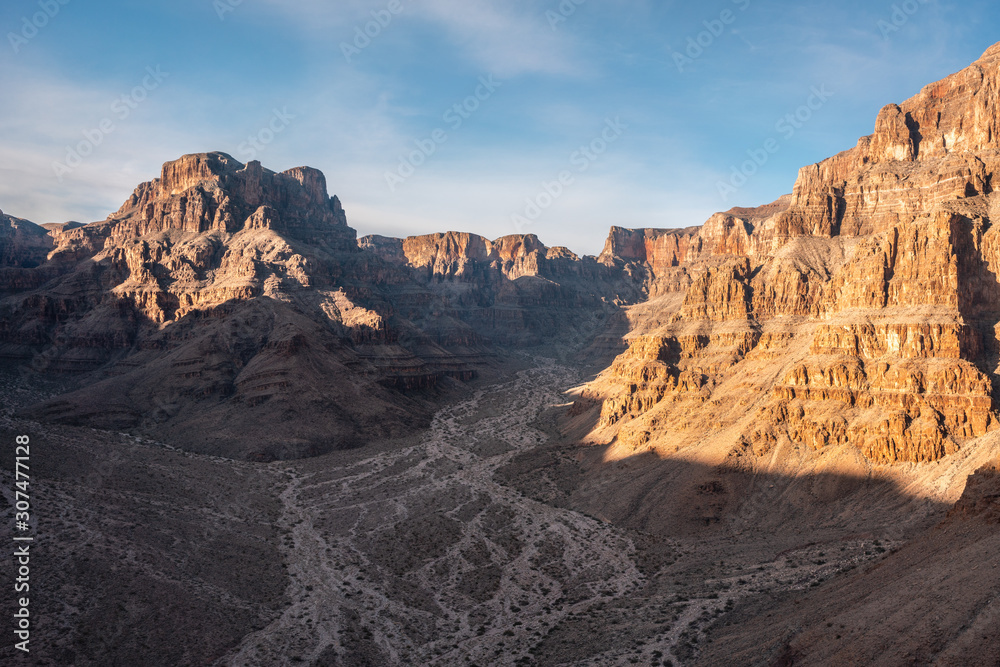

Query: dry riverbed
0;361;901;666
220;359;896;666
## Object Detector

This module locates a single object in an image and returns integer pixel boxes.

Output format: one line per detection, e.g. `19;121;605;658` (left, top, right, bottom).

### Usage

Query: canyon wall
8;46;1000;466
0;154;637;459
584;43;1000;467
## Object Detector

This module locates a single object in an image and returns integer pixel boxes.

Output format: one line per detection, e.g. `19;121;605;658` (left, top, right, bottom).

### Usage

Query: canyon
3;42;1000;667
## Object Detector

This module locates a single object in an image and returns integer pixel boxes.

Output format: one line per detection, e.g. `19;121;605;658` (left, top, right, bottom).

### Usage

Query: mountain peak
107;154;352;244
160;151;243;195
978;40;1000;61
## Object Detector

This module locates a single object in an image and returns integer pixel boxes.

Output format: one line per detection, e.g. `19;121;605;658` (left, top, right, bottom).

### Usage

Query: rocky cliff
0;154;450;458
0;210;57;294
8;42;1000;667
580;44;1000;470
0;153;638;459
9;48;1000;466
361;230;636;347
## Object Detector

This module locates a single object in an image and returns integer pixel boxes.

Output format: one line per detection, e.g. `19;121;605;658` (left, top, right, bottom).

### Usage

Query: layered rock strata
585;44;1000;465
0;154;452;458
361;230;635;347
0;153;638;458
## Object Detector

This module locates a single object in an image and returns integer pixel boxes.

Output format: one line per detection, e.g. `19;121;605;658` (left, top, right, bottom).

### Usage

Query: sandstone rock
0;154;499;458
0;210;52;269
0;154;646;458
359;229;640;347
587;43;1000;466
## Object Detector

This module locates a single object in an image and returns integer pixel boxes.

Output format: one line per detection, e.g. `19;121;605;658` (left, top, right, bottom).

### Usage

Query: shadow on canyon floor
497;438;950;548
0;360;976;667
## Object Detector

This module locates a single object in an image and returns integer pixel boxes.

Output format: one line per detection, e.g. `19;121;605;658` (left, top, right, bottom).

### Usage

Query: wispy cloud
0;61;416;224
417;0;585;76
257;0;586;77
0;65;189;222
1;0;997;252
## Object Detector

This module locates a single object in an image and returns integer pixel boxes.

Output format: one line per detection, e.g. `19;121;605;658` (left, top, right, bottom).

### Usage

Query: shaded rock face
587;44;1000;466
360;230;637;347
947;457;1000;523
0;154;446;459
0;154;637;459
0;211;56;296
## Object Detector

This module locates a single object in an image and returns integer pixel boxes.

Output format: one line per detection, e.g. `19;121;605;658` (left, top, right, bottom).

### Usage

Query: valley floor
223;359;899;667
0;359;980;666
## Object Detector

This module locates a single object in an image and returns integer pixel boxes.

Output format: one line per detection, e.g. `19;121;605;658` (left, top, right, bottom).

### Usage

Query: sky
1;0;999;256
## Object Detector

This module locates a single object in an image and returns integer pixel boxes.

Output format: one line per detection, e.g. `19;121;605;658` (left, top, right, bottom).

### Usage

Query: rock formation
361;230;635;346
6;39;1000;667
0;154;635;459
7;46;1000;471
0;209;53;268
0;155;446;458
582;43;1000;466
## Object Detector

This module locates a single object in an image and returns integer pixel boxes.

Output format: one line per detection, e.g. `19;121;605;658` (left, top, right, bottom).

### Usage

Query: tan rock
588;43;1000;465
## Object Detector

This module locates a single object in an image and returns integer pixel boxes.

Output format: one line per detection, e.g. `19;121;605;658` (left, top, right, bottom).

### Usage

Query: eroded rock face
0;156;518;457
10;45;1000;466
586;43;1000;466
947;457;1000;522
359;230;638;347
95;152;354;246
0;154;446;458
0;210;52;266
0;153;642;459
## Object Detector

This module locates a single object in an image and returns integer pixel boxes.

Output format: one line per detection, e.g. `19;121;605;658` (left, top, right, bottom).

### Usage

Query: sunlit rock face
586;44;1000;465
8;46;1000;466
0;153;435;459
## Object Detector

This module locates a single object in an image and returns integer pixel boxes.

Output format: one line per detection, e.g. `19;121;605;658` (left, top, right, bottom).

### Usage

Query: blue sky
1;0;998;255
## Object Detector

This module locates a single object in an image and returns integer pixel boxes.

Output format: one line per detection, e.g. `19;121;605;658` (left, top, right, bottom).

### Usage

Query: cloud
0;51;728;254
0;61;415;224
417;0;585;77
320;143;723;257
0;66;189;222
258;0;586;77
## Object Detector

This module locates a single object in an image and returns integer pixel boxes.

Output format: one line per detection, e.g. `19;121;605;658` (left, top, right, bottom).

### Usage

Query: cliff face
0;154;423;458
9;46;1000;467
0;210;52;267
108;152;353;242
0;211;58;294
585;44;1000;467
360;230;637;347
0;153;646;459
